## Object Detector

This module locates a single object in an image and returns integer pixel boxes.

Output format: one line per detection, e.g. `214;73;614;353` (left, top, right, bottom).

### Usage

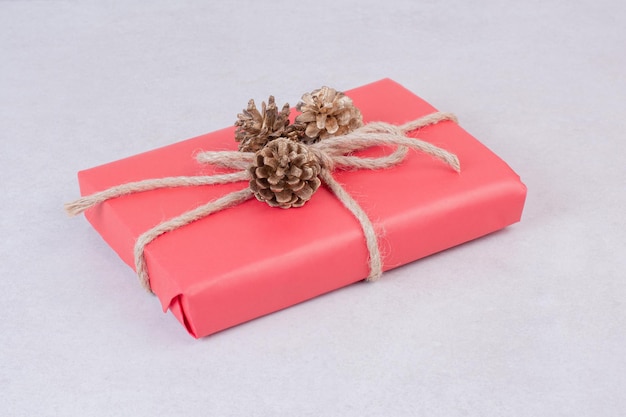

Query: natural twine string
65;112;460;293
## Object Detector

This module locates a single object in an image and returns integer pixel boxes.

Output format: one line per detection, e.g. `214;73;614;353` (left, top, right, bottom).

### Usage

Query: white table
2;1;624;415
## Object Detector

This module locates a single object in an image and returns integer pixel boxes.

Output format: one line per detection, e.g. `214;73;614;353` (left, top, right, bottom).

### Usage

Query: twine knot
65;111;461;293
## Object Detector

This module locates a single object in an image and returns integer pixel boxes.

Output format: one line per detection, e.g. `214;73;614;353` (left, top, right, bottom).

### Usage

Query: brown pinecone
295;86;363;142
249;138;322;208
235;96;291;152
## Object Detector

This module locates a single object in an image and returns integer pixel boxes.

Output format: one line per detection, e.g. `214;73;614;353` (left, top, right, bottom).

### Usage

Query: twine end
451;155;461;173
64;199;90;217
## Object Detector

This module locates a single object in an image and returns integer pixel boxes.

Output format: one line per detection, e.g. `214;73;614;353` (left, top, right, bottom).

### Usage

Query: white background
2;1;625;416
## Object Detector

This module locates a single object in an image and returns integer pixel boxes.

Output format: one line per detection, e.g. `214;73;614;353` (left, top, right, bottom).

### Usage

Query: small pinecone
235;96;291;152
295;86;363;142
249;138;322;208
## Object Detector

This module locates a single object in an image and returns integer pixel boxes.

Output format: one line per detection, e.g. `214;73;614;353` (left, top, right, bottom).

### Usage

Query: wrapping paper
75;79;527;338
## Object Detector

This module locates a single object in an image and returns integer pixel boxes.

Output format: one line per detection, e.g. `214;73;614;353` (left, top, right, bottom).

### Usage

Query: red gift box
73;79;526;338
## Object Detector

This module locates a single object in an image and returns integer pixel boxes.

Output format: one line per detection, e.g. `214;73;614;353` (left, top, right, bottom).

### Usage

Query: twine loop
65;112;460;293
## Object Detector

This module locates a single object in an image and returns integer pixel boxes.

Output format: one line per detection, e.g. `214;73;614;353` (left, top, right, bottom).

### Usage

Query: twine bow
65;111;460;293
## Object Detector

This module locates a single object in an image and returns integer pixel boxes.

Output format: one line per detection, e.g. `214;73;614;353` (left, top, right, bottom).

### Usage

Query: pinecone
295;86;363;142
249;138;322;208
235;96;291;152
